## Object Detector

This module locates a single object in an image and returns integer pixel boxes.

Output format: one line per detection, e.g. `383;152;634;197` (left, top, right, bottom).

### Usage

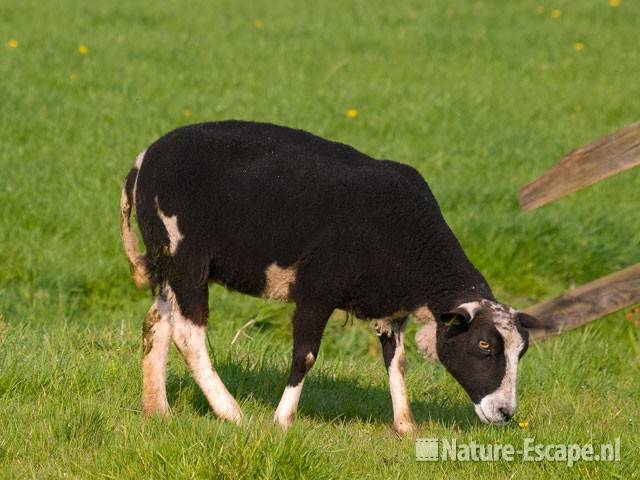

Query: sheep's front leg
379;317;416;435
274;303;332;429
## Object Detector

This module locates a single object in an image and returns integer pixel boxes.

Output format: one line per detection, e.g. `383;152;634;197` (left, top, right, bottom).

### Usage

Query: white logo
416;438;621;467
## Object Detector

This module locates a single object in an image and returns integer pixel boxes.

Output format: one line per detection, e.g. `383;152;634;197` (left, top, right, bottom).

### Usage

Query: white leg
274;381;305;428
142;297;173;416
388;321;416;434
172;310;242;424
273;304;330;429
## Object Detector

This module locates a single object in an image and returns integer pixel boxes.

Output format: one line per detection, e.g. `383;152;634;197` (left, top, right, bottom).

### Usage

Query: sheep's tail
120;154;150;290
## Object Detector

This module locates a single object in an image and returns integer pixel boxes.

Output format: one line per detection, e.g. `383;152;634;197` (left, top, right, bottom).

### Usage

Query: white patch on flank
263;263;296;301
155;197;184;255
388;320;416;434
142;295;173;417
475;300;524;424
170;293;242;424
274;383;304;428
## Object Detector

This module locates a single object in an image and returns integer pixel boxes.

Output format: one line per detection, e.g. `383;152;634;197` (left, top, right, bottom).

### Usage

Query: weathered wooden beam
519;122;640;211
525;263;640;341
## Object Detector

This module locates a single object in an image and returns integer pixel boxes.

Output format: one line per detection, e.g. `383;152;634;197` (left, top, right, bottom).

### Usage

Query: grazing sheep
120;121;544;434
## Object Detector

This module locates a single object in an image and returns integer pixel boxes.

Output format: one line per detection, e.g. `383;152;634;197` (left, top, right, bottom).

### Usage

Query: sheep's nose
498;407;514;422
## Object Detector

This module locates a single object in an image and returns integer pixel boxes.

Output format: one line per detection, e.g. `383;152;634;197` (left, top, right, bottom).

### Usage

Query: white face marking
481;299;517;321
155;197;184;255
457;301;482;319
263;263;296;301
141;296;173;417
170;290;242;424
274;383;304;428
474;300;524;424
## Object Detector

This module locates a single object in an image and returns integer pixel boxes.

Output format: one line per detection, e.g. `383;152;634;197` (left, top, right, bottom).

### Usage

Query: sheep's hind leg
142;295;173;417
170;285;242;424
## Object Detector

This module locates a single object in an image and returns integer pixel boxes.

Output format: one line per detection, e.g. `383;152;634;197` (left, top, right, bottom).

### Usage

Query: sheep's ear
517;312;554;330
439;310;471;326
438;310;471;338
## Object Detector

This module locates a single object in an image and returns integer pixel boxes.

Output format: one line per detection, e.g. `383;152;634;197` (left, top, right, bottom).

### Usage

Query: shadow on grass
166;362;478;430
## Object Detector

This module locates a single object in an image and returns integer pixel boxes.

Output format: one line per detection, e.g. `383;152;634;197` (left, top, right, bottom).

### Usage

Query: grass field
1;0;639;478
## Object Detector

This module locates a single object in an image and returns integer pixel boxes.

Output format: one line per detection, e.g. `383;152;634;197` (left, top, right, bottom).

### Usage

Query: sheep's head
415;300;545;425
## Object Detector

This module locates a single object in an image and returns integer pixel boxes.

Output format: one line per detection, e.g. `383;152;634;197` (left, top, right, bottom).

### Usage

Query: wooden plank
519;122;640;211
525;263;640;342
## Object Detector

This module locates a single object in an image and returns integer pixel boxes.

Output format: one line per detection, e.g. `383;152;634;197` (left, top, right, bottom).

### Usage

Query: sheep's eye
479;340;491;351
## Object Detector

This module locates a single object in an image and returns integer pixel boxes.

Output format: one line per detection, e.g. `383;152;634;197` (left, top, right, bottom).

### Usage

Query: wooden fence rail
518;122;640;340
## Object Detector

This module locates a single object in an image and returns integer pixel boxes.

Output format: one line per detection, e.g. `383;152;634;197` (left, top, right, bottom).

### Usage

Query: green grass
1;0;639;477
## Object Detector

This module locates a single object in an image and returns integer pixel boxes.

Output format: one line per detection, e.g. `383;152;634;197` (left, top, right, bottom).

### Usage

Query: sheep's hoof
219;407;243;425
273;412;295;430
142;401;171;418
393;420;417;436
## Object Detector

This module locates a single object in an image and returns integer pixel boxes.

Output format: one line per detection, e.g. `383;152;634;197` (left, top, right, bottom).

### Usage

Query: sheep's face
416;300;543;425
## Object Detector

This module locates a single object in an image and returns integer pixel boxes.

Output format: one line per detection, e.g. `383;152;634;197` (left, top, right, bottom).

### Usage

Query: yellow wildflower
254;19;263;29
182;109;192;118
8;39;18;48
550;9;561;18
574;42;585;51
608;0;620;7
345;108;359;119
78;44;89;55
518;420;529;429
